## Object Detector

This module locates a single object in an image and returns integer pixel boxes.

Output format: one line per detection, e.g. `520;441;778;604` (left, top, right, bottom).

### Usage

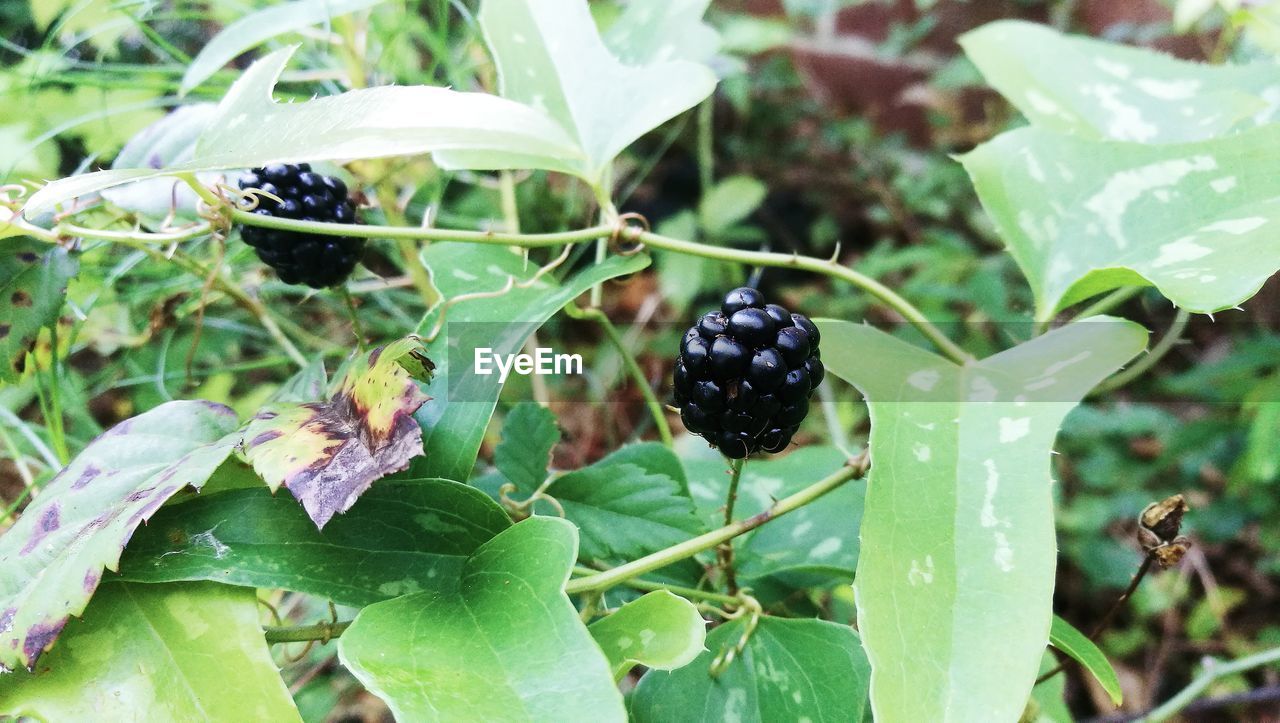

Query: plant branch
564;303;673;447
565;454;869;596
1141;647;1280;722
228;211;971;363
572;566;740;607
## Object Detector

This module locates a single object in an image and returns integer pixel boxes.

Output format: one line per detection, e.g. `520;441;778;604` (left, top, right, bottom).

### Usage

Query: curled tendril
497;478;567;520
708;594;763;677
609;212;649;256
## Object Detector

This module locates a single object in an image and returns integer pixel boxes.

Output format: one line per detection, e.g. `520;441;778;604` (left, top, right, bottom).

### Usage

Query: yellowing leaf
243;338;433;528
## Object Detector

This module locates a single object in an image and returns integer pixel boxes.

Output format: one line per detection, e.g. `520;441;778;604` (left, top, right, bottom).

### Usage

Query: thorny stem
571;566;741;607
223;211;972;363
564;303;674;447
718;458;746;596
1037;554;1157;686
566;455;869;596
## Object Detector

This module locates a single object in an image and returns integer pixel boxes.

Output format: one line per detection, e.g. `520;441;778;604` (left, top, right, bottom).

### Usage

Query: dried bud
1140;494;1188;545
1138;494;1192;569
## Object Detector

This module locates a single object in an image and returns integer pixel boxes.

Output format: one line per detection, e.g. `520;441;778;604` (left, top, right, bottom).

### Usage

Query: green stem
1072;286;1145;321
572;566;740;607
263;620;351;645
228;212;970;363
718;457;746;595
339;286;367;351
565;457;868;596
1142;647;1280;722
57;221;214;245
100;235;310;369
564;303;673;448
1094;308;1190;395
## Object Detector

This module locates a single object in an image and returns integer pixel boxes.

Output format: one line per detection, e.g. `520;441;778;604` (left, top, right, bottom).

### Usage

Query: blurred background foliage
1;0;1278;719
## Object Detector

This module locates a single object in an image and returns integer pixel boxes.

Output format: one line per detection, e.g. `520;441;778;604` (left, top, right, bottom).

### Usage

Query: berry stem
564;303;674;448
718;457;746;596
339;286;367;351
226;210;972;364
565;454;869;596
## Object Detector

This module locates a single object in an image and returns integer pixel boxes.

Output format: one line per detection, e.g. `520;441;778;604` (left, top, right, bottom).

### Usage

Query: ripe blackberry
237;163;363;288
674;287;824;458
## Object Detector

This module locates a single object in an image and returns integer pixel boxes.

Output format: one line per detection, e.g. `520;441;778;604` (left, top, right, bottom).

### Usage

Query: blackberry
237;163;363;288
673;287;824;458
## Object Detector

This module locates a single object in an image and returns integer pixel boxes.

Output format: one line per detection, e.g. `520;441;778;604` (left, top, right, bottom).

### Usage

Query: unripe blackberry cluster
674;287;824;459
237;163;362;288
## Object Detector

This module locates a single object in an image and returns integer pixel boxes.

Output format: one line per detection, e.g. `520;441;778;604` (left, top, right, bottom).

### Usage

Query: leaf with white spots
816;317;1147;722
115;479;511;607
588;590;706;680
630;617;871;723
683;447;863;584
433;0;717;185
243;337;433;529
962;20;1280;143
0;582;300;721
22;46;582;216
602;0;718;66
338;517;627;722
0;400;239;671
963;123;1280;316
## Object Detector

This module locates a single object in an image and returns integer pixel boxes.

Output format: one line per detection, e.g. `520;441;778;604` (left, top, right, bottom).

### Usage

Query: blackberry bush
673;287;825;459
237;163;363;288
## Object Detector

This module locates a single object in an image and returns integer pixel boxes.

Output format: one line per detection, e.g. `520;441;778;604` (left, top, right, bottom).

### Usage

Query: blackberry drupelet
674;288;825;459
237;163;363;288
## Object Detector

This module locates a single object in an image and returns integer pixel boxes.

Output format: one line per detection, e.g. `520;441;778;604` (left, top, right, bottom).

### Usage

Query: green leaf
0;400;239;671
22;47;581;216
588;590;706;680
596;442;692;495
99;105;218;220
412;244;649;482
546;461;704;562
0;238;77;382
1027;651;1073;723
602;0;719;65
1049;615;1122;706
243;337;432;528
630;617;871;723
338;517;626;722
962;123;1280;316
684;446;861;583
698;175;767;236
433;0;717;185
495;401;560;493
115;479;510;607
0;582;300;721
961;20;1278;143
815;318;1147;722
181;0;387;95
